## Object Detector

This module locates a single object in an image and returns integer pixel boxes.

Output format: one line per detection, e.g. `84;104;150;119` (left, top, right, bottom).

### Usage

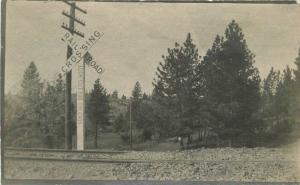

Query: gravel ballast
4;147;300;182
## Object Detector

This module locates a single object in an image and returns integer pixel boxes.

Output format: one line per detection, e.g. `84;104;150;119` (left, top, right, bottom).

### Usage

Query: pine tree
274;66;294;116
132;82;142;101
136;100;155;141
153;33;200;138
111;90;119;99
40;74;65;148
6;62;45;147
269;66;295;144
199;20;261;146
293;48;300;116
196;35;224;145
292;48;300;137
225;20;261;146
142;93;148;100
87;78;110;148
53;74;65;147
113;113;127;133
260;68;281;141
294;48;300;89
262;68;280;100
130;81;142;122
151;85;177;139
261;68;280;119
199;35;224;103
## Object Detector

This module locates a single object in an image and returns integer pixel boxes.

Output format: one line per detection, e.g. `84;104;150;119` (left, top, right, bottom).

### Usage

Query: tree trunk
204;127;207;146
187;135;191;149
197;129;201;147
228;138;232;147
46;135;53;149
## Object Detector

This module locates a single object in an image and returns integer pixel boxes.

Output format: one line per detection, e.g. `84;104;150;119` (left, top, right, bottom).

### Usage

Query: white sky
4;1;300;96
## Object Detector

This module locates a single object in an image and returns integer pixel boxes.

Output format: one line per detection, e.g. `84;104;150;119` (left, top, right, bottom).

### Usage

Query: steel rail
4;155;297;164
4;147;127;154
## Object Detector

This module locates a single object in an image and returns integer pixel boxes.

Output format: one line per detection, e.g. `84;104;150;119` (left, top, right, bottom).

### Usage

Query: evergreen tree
6;62;45;147
40;74;65;148
111;90;119;99
222;20;261;146
132;82;142;100
150;85;177;139
294;48;300;90
267;66;295;144
153;33;200;138
87;78;110;148
199;20;261;146
142;93;148;100
262;68;280;103
113;113;127;133
292;49;300;138
130;81;142;122
259;68;281;143
195;35;224;146
293;48;300;115
53;74;65;147
274;66;294;116
136;100;155;141
259;65;299;145
262;68;280;116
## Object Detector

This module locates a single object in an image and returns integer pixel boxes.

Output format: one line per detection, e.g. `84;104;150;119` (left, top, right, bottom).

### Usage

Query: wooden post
64;3;75;150
76;55;85;150
130;99;132;150
62;1;86;150
1;0;7;181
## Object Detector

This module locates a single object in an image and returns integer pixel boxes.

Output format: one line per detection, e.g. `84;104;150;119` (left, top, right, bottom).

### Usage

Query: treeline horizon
4;20;300;149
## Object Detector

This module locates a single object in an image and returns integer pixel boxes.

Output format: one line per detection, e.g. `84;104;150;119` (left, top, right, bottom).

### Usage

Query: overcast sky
5;1;300;96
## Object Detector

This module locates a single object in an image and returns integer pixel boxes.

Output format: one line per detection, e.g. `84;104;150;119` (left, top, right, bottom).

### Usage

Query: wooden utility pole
1;0;7;181
62;0;86;149
76;54;85;150
129;99;132;150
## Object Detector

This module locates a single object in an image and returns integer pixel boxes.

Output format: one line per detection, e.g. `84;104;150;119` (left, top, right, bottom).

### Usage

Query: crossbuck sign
61;30;104;150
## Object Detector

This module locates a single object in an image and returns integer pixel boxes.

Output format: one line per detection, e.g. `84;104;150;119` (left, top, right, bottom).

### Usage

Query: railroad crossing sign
61;31;104;150
61;1;104;150
61;31;104;75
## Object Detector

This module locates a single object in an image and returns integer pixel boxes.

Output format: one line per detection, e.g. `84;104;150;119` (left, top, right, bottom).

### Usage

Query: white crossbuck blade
60;30;104;75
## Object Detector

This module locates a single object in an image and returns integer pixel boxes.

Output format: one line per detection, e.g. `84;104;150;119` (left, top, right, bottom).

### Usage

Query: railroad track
5;147;127;154
4;147;298;164
5;147;129;161
5;155;297;164
5;148;299;182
